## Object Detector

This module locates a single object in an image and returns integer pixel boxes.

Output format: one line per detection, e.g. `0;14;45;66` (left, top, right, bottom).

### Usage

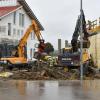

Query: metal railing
87;17;100;30
0;0;16;7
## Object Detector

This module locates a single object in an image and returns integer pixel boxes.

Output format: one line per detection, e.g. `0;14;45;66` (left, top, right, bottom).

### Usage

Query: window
13;28;16;36
31;32;35;40
8;23;11;36
31;33;33;40
13;12;16;24
0;26;6;33
22;14;24;27
30;48;35;59
19;13;21;26
19;13;24;27
33;49;35;57
30;48;33;60
17;29;20;37
21;30;23;36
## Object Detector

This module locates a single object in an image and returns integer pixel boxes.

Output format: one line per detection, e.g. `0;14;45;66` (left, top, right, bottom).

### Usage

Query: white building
0;0;44;60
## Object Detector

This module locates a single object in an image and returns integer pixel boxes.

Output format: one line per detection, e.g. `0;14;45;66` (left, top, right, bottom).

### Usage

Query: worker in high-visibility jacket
82;49;90;63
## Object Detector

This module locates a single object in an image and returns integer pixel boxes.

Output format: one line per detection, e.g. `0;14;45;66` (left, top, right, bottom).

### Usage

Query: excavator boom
18;20;45;58
71;10;90;52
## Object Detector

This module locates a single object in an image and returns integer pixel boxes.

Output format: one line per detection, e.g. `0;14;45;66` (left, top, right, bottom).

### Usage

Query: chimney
58;39;61;54
65;40;68;48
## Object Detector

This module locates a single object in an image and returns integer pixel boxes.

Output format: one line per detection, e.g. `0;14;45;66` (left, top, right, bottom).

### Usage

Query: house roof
0;0;44;30
0;5;21;18
18;0;44;30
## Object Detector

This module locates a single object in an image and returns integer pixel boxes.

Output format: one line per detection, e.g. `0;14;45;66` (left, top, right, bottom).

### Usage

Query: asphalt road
0;80;100;100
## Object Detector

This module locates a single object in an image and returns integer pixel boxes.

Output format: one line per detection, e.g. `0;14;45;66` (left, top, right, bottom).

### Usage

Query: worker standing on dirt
82;49;90;62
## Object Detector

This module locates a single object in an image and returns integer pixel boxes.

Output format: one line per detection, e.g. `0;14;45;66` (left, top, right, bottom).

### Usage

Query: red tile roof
0;5;21;17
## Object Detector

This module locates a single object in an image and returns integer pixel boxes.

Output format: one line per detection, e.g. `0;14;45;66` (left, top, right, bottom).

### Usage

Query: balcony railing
0;0;16;7
87;18;100;33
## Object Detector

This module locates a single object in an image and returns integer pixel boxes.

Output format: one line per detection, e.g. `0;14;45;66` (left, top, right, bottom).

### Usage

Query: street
0;80;100;100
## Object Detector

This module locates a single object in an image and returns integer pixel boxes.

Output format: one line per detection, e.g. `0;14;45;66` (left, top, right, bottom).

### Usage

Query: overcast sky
26;0;100;49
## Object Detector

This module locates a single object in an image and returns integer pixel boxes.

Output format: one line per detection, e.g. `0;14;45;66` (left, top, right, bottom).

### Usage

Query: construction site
0;0;100;100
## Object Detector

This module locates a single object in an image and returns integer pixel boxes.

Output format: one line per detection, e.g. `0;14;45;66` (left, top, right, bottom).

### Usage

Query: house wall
0;0;17;7
89;33;100;68
0;7;38;60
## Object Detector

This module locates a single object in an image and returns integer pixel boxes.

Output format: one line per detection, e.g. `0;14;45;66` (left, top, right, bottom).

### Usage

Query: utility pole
80;0;83;80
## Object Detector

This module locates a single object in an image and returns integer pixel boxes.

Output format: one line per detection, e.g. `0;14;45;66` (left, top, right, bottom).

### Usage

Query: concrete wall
0;6;38;60
89;33;100;68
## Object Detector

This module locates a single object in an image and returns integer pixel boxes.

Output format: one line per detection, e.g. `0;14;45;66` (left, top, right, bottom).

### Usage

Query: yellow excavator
0;20;45;69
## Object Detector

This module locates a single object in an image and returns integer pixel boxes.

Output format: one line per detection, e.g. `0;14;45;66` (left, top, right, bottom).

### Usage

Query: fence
87;18;100;32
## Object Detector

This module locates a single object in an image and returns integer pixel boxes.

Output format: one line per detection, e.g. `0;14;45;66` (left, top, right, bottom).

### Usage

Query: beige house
87;18;100;68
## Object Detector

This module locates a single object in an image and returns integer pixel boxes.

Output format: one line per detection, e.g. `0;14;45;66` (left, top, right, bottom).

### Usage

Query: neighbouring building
58;39;61;54
87;18;100;68
0;0;44;60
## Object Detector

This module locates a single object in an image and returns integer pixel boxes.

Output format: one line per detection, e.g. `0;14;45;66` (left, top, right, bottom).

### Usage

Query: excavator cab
62;47;72;54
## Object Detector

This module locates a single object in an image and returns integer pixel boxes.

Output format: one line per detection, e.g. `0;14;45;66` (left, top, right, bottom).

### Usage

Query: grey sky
26;0;100;49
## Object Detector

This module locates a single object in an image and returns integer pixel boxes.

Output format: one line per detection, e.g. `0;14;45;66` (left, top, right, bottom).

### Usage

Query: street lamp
80;0;83;80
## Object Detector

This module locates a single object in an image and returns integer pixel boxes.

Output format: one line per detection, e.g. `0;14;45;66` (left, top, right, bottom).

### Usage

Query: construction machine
0;20;45;69
57;10;91;74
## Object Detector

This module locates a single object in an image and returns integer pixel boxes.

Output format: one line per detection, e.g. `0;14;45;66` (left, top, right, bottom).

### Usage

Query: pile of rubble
8;66;79;80
0;64;99;80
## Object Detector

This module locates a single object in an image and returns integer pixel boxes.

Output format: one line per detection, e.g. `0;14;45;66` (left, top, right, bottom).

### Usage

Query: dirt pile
0;65;99;80
9;67;80;80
